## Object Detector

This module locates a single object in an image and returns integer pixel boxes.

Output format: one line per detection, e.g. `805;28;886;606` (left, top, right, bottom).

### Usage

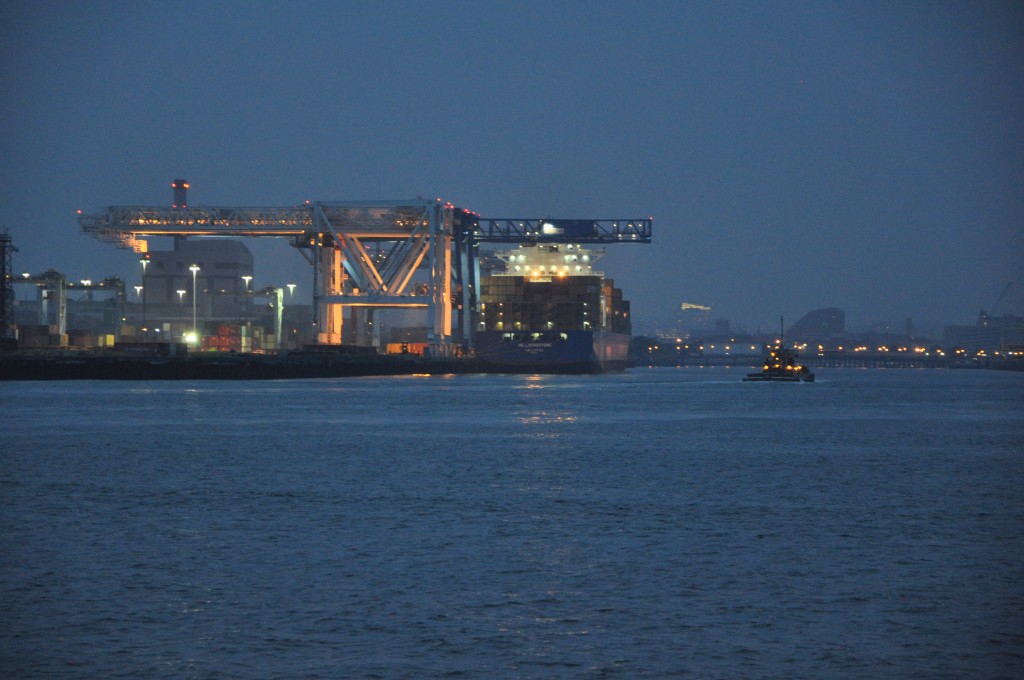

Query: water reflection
517;412;578;425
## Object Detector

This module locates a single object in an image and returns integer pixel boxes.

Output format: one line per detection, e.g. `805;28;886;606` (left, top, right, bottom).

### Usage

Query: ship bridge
78;188;651;351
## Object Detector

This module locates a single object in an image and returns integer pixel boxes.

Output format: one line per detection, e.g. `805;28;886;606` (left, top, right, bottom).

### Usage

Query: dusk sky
2;1;1021;336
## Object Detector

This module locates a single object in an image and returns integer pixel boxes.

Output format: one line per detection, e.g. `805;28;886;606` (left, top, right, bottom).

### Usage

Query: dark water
2;368;1022;678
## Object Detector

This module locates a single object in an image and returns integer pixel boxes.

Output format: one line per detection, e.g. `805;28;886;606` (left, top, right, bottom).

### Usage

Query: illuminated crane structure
78;191;652;352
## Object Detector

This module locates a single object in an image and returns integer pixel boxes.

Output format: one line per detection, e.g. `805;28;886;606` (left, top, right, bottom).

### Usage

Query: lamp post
177;289;186;303
189;264;200;346
242;275;252;325
134;285;143;301
139;257;149;332
287;283;296;302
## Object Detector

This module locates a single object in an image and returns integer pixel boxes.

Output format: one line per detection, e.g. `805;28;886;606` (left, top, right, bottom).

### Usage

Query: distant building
944;312;1024;354
144;238;253;313
787;308;845;341
677;302;712;337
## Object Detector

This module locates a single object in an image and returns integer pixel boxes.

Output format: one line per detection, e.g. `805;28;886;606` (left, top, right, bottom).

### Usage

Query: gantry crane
78;195;652;352
9;272;126;338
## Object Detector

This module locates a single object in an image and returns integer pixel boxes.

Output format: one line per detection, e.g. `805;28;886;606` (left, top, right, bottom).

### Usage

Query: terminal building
141;238;253;321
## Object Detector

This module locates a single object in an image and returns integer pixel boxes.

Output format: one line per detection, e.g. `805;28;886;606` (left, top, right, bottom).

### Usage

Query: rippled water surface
2;368;1023;678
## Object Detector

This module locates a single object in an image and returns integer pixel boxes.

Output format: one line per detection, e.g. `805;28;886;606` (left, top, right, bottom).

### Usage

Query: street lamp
189;264;200;346
241;275;252;324
139;257;149;329
134;285;143;301
287;283;296;302
177;289;186;303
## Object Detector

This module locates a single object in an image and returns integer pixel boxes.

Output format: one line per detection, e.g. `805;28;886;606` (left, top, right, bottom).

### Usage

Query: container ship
474;243;632;373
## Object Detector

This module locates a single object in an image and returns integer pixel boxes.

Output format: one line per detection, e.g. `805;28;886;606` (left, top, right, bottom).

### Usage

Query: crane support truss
308;201;451;346
79;201;651;351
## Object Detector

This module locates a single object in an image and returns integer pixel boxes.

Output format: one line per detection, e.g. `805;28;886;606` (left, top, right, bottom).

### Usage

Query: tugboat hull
743;372;814;382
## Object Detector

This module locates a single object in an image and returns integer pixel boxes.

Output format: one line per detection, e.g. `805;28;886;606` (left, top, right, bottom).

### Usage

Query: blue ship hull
474;330;630;373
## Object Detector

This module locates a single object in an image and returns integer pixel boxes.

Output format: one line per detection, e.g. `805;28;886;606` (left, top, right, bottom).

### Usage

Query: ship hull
474;330;630;373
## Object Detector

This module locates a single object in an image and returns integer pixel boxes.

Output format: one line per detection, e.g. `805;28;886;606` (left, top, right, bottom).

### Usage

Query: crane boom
992;281;1012;315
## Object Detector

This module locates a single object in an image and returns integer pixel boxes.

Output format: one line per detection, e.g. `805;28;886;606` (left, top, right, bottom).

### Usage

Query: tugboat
743;317;815;382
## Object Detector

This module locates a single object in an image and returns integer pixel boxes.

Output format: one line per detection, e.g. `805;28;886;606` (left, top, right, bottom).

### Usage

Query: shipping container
385;342;427;355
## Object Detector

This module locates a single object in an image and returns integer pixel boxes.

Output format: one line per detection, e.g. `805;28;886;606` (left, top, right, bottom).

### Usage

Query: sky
2;0;1022;337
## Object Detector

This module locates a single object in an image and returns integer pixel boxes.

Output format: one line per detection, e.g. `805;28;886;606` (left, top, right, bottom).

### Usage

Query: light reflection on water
1;368;1022;678
516;412;578;425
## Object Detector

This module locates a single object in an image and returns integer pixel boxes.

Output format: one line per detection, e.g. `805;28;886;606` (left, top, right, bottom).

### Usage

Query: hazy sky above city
2;0;1021;335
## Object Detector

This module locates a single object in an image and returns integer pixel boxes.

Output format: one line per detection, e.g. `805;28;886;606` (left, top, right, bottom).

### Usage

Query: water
2;367;1022;678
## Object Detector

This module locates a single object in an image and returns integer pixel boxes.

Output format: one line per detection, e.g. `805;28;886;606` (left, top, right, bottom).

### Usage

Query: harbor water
2;367;1022;678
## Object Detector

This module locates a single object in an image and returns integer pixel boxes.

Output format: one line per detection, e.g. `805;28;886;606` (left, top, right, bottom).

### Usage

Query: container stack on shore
201;324;250;352
16;325;69;350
